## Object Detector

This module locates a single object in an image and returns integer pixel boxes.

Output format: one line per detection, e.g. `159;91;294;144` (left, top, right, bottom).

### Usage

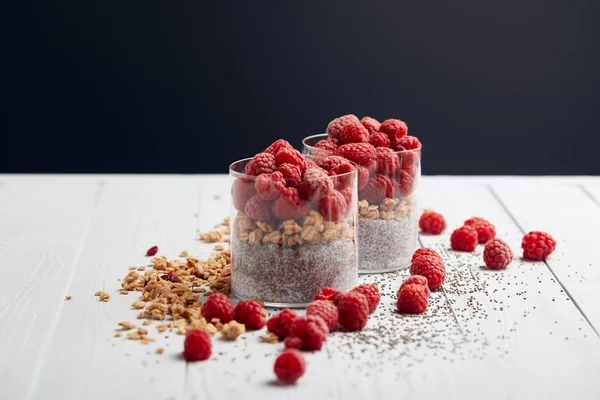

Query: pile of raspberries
419;211;556;269
314;115;421;203
233;139;356;222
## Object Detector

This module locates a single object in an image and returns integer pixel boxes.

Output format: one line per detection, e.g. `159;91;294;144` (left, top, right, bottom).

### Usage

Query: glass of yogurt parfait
303;115;421;273
229;140;358;307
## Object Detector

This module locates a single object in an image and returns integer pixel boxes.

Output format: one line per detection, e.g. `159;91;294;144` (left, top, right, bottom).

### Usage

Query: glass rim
302;133;422;155
229;155;359;180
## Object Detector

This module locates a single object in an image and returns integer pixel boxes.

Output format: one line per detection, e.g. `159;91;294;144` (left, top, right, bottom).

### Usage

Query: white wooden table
1;175;599;400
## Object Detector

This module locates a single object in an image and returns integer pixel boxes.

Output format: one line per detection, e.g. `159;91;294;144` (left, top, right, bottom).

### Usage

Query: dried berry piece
146;246;158;256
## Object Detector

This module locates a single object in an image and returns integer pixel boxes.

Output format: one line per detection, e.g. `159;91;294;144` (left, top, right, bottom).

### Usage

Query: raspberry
320;156;355;190
314;139;338;152
483;238;514;269
274;148;307;173
286;315;329;351
394;165;417;197
267;309;298;340
340;186;353;205
336;142;377;171
314;287;344;306
306;300;339;331
399;275;430;296
464;217;496;243
340;121;370;144
357;165;370;191
337;291;369;331
350;283;380;313
283;336;303;350
274;349;306;384
419;211;446;234
375;147;400;176
255;171;285;201
320;155;351;172
245;152;276;176
318;191;347;222
380;119;408;147
369;132;390;148
277;163;302;188
272;187;309;220
410;255;446;290
244;195;273;222
395;135;421;151
521;231;556;261
450;225;479;252
411;248;442;263
183;329;212;361
201;293;234;323
234;300;267;330
298;168;334;200
305;160;319;170
265;139;293;155
231;177;256;211
146;246;158;256
359;174;393;204
326;114;360;140
396;284;429;314
360;116;381;134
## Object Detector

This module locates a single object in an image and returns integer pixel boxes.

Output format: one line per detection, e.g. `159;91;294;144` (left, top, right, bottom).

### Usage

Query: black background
2;1;599;174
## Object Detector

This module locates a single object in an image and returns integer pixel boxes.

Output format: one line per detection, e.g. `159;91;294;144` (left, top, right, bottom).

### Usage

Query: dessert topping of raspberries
286;315;329;351
521;231;556;260
318;191;348;222
375;147;400;176
359;174;393;204
274;147;307;173
450;225;479;252
380;119;408;147
314;139;338;152
267;308;297;340
338;291;370;331
314;287;344;306
274;349;306;384
394;135;421;151
298;168;334;200
272;187;309;220
419;211;446;234
360;116;381;134
326;114;360;140
232;177;256;212
340;121;370;144
483;238;514;269
336;142;377;171
464;217;496;243
306;300;339;331
369;132;391;148
234;300;267;330
245;152;277;176
244;194;273;222
350;283;380;313
277;163;302;188
183;329;212;361
264;139;293;155
410;255;446;291
255;171;285;201
201;293;235;323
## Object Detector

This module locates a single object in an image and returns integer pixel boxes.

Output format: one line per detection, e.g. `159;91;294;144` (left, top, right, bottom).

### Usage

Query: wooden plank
492;181;600;335
0;178;99;400
28;177;218;400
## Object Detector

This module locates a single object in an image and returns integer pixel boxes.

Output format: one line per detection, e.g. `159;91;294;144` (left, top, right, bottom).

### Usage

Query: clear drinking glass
229;157;358;307
303;134;421;273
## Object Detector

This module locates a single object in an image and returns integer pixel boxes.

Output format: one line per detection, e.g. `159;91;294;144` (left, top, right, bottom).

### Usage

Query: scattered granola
118;321;135;330
95;291;110;302
180;250;190;257
65;296;72;301
155;347;165;355
260;332;279;344
221;321;246;340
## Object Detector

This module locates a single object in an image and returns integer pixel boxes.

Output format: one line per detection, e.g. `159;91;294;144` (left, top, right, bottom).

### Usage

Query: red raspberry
314;139;338;152
483;238;514;269
201;293;234;323
350;283;380;313
450;225;479;252
340;186;353;206
183;329;212;361
286;315;329;351
521;231;556;261
274;349;306;384
305;160;319;170
394;135;421;151
298;168;334;200
340;121;370;144
326;114;360;140
277;163;302;188
380;119;408;147
419;211;446;234
359;174;393;204
399;275;430;296
375;147;400;176
357;165;369;191
275;147;307;173
464;217;496;243
265;139;293;155
306;300;339;331
360;116;381;134
320;156;356;190
411;248;442;263
337;291;369;331
369;132;391;148
244;194;273;222
283;336;303;350
410;256;446;290
320;155;351;172
231;177;256;212
336;142;377;172
394;165;417;197
255;171;285;201
245;152;276;176
314;287;344;306
267;309;298;340
318;191;347;222
396;284;428;314
234;300;267;330
272;187;309;220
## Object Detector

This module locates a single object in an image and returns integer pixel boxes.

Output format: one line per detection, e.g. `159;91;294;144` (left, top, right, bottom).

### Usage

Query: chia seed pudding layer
232;239;358;307
358;206;419;273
